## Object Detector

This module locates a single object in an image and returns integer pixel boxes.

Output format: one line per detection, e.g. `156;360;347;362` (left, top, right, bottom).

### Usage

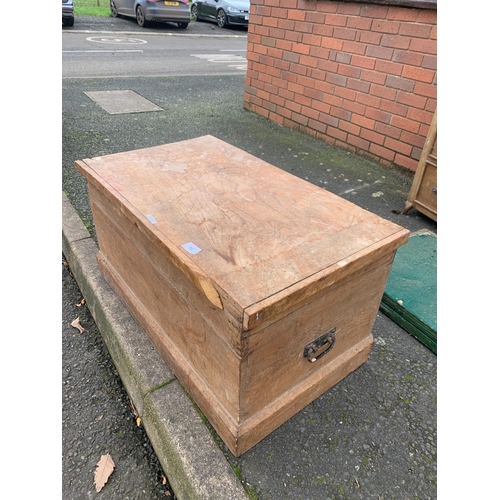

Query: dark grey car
62;0;75;26
110;0;191;28
191;0;249;28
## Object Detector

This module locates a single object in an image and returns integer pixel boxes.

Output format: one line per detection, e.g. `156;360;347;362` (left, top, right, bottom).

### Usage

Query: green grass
74;0;111;16
74;0;196;19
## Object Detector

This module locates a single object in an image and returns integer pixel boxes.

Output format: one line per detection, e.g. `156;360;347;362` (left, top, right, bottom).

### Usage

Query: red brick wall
243;0;437;172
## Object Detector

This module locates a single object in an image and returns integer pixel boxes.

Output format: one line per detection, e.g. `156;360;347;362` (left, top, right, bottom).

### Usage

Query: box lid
76;136;409;329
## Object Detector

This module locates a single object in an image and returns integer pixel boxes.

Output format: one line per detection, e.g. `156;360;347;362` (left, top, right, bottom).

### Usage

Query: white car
110;0;191;29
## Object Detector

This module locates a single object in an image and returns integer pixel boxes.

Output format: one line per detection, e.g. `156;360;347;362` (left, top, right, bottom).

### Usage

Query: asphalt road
62;34;248;78
62;25;248;78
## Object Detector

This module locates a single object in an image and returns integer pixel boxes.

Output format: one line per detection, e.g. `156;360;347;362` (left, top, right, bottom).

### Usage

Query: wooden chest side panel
236;335;373;456
96;251;241;453
241;253;394;420
89;186;244;419
88;182;245;352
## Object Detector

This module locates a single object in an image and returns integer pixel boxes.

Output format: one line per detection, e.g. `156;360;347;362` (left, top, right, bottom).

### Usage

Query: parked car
62;0;75;27
110;0;190;29
191;0;249;29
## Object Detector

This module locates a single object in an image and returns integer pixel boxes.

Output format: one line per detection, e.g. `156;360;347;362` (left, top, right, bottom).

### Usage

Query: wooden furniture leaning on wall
403;111;437;222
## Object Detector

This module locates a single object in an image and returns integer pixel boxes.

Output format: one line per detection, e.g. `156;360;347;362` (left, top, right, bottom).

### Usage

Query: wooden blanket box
76;136;409;456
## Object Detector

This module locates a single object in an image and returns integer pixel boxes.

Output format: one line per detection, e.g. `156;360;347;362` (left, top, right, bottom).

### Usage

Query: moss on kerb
141;394;199;500
177;384;259;499
80;278;173;417
147;379;176;395
180;385;226;448
90;302;147;398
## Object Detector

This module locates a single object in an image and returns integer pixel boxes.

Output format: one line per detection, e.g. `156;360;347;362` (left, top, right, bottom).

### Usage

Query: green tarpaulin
380;230;437;354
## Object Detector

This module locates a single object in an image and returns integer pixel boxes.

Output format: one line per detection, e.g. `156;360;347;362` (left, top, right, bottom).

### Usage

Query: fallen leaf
71;317;85;333
161;474;167;485
127;400;139;418
76;298;86;307
94;453;115;492
136;417;141;427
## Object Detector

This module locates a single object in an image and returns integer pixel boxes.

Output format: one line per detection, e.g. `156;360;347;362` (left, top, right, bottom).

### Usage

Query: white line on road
191;54;245;59
190;53;247;70
63;50;144;53
86;36;147;45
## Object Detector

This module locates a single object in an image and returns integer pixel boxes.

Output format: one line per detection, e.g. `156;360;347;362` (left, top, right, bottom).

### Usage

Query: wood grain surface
76;136;408;314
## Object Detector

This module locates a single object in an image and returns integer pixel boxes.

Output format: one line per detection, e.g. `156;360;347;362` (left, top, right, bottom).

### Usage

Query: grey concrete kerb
62;191;248;500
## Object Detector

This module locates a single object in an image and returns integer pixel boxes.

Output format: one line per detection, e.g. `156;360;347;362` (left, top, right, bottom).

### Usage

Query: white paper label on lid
182;242;201;255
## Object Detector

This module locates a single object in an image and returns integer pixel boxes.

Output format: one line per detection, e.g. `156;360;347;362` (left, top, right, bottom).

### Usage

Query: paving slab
84;90;163;115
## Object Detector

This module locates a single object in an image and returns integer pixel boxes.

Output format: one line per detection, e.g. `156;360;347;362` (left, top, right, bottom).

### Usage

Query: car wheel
110;1;118;17
66;17;75;27
177;22;189;29
217;9;228;28
136;5;148;27
191;4;199;21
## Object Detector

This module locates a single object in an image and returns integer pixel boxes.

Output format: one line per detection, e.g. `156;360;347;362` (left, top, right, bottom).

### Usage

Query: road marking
65;30;247;39
191;53;247;70
191;54;246;61
63;50;144;53
86;36;148;45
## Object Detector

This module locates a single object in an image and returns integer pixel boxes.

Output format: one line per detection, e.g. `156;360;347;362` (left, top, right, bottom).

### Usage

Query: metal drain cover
84;90;162;115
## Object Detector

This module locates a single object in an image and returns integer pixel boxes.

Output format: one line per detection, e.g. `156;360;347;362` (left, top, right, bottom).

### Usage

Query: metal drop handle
304;328;336;363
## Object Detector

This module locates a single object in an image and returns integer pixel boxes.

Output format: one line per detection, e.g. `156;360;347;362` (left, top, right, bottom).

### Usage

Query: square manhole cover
84;90;162;115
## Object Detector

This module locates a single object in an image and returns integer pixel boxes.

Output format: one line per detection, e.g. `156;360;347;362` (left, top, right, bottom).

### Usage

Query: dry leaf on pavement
94;453;115;492
71;317;85;333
